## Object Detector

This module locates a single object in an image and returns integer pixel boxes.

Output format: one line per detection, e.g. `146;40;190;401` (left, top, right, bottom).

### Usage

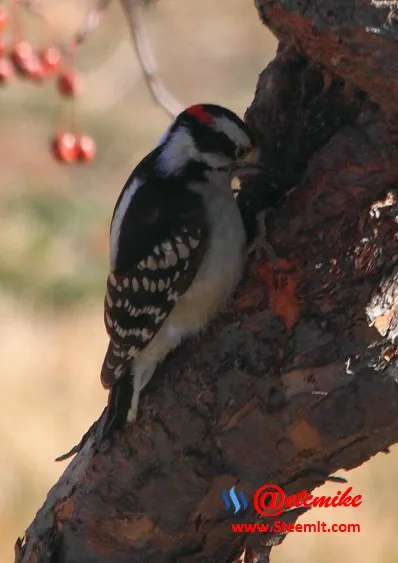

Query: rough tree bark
15;1;398;562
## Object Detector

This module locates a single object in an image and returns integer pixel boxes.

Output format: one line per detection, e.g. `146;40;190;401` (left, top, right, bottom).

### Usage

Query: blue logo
222;486;248;513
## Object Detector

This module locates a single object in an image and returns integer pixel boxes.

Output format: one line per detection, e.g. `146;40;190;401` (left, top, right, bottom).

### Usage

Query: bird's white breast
163;170;246;344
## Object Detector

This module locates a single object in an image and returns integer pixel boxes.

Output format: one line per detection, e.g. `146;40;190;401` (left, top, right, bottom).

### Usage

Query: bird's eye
235;145;250;160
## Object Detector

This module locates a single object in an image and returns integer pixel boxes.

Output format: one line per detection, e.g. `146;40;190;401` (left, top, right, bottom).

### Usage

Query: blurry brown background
1;1;398;562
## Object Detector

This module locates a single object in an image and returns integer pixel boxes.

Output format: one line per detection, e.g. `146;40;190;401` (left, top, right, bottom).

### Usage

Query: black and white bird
101;104;258;429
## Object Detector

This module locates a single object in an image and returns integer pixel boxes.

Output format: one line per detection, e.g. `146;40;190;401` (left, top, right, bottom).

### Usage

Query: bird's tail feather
100;369;133;439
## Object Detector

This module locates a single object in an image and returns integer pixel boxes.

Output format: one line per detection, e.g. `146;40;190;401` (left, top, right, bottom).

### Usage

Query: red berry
39;47;61;75
10;41;34;74
12;40;33;63
0;8;8;32
57;69;82;97
0;57;14;84
78;135;96;162
52;132;79;163
20;55;45;81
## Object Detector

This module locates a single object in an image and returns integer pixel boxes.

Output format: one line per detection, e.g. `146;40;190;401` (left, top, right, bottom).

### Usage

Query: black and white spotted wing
100;178;209;390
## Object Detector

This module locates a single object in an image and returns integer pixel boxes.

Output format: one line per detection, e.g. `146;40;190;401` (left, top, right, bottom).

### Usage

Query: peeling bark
255;0;398;114
15;1;398;562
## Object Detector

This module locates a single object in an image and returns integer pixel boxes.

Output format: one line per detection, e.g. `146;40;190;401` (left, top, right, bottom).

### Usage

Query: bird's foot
247;209;281;269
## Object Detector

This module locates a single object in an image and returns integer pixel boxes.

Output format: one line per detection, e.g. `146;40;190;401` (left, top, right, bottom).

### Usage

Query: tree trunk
15;1;398;562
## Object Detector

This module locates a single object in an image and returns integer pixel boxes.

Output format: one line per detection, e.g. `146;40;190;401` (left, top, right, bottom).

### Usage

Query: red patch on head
186;104;214;124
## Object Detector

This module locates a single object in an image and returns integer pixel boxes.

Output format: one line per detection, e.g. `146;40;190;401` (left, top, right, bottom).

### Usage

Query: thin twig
75;0;114;46
119;0;183;119
19;0;114;51
17;0;46;20
19;0;181;118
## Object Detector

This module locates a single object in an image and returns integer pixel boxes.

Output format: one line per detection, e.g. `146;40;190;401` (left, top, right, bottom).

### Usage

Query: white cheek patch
213;115;250;148
157;127;199;175
110;177;143;266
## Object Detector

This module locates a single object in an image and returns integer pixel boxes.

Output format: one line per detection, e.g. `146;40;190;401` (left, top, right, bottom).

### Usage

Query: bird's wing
100;179;209;389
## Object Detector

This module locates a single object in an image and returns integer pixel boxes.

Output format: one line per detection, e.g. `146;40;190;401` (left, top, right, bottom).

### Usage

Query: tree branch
119;0;183;118
15;1;398;562
254;0;398;113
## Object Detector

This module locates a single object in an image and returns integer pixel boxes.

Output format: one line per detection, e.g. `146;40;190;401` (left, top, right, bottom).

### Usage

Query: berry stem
10;0;21;42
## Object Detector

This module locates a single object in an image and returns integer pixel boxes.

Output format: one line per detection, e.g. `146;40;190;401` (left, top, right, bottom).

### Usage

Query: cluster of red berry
0;4;96;164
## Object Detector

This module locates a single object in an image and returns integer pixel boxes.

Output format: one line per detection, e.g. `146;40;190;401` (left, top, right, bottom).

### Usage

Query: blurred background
1;1;397;562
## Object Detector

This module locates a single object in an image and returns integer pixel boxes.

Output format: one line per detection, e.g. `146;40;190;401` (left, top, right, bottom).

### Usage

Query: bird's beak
229;148;263;180
243;147;260;165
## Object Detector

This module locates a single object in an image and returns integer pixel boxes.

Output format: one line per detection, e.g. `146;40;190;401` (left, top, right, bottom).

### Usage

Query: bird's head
156;104;258;177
